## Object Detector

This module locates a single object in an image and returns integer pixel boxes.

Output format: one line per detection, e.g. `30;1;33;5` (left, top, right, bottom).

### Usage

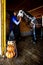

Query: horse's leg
32;25;37;44
40;26;42;39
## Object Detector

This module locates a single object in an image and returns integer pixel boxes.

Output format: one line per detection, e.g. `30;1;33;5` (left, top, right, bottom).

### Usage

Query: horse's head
17;10;24;17
17;10;31;24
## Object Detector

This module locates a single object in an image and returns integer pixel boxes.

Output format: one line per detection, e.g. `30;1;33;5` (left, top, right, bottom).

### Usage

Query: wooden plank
29;6;43;18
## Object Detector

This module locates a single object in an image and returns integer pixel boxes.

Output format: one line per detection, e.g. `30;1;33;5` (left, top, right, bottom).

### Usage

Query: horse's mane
21;10;32;24
23;10;33;17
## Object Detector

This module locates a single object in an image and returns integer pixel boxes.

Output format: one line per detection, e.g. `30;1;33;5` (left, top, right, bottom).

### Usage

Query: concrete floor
0;36;43;65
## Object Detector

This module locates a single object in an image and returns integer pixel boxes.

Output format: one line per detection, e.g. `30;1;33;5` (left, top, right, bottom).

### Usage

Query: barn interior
0;0;43;65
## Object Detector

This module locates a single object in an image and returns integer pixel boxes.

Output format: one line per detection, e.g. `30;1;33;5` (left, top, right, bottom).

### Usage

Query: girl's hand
19;17;22;22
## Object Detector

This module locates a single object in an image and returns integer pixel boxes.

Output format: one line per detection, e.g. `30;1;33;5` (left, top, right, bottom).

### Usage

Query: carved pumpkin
7;45;15;52
6;52;14;58
6;41;16;58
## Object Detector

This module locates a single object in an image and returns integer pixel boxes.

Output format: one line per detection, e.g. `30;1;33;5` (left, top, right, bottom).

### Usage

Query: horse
17;10;42;43
17;10;42;26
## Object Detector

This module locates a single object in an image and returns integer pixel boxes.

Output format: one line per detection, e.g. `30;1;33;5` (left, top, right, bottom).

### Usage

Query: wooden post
1;0;6;56
0;0;1;55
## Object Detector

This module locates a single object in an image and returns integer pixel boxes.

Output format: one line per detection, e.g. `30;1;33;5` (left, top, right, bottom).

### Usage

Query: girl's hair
7;10;14;17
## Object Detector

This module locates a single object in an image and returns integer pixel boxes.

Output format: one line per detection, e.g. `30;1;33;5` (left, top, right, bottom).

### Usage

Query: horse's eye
20;12;22;13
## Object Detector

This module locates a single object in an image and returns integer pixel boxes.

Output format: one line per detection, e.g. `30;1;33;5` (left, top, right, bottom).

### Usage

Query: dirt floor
0;36;43;65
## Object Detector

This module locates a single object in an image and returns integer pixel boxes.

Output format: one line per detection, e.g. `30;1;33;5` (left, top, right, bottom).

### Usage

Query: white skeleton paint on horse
17;10;42;43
